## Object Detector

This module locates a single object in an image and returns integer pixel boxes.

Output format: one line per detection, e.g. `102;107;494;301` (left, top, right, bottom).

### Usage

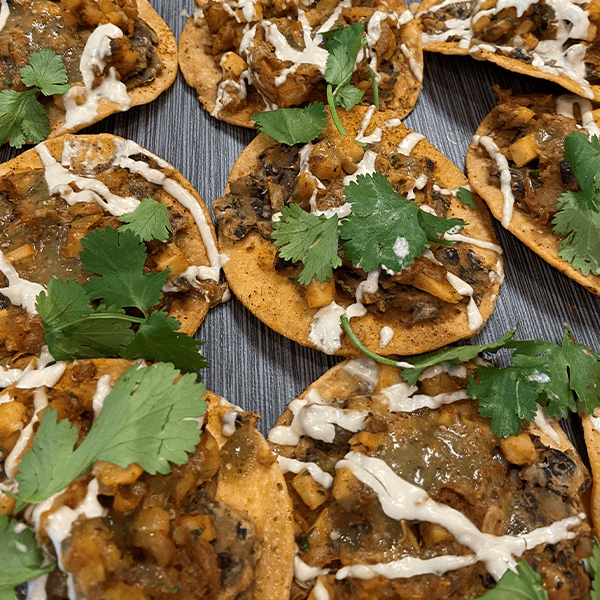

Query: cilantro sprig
323;23;367;136
11;362;206;507
342;319;600;438
35;200;207;376
272;173;464;284
0;50;70;148
552;132;600;276
0;515;55;599
252;103;327;145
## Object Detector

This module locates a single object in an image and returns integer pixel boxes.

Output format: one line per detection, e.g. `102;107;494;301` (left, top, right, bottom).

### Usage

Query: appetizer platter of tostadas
1;0;600;599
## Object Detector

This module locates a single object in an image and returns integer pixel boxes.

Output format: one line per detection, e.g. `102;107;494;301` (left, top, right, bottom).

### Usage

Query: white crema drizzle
36;138;226;284
337;452;585;581
0;0;9;33
472;134;515;227
60;24;132;132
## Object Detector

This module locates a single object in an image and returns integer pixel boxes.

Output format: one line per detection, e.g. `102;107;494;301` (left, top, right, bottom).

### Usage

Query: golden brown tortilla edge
219;108;503;356
46;0;178;138
466;110;600;297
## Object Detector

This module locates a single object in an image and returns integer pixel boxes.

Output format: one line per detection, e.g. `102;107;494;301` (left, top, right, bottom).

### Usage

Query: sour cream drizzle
0;0;9;33
0;251;46;316
35;138;225;283
472;134;515;227
60;24;132;132
277;455;333;488
338;452;584;581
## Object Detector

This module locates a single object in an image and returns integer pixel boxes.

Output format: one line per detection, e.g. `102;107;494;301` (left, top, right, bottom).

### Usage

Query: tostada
0;358;294;599
0;0;177;146
415;0;600;103
214;105;504;356
268;347;596;599
466;88;600;295
179;0;423;127
0;133;227;368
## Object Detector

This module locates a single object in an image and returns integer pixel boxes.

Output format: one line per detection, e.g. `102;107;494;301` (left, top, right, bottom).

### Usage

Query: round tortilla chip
0;358;293;599
43;0;178;137
415;0;600;103
269;356;593;599
0;133;224;365
179;0;422;128
217;106;503;356
466;91;600;297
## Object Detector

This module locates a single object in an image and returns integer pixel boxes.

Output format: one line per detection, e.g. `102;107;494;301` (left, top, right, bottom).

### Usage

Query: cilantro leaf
20;49;70;96
323;23;367;135
83;362;206;473
457;186;479;209
118;198;173;242
552;190;600;276
334;84;364;111
272;203;341;285
13;363;206;504
0;50;70;148
473;560;547;599
14;408;87;504
123;311;209;374
37;225;207;374
467;323;600;437
563;132;600;209
589;538;600;600
0;90;48;148
82;227;168;315
37;278;135;360
469;365;540;438
417;209;464;245
340;173;461;272
0;516;55;598
252;103;327;145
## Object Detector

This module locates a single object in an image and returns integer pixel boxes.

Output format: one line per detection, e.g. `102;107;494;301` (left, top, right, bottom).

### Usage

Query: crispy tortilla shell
44;0;178;137
218;106;503;356
270;357;593;599
205;393;295;600
179;0;422;128
466;93;600;297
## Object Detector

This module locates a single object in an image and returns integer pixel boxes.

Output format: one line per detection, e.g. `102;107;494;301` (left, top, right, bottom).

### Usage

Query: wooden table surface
2;0;599;438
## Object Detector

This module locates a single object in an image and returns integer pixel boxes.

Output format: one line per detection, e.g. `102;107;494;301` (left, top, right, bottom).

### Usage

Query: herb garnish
0;515;55;598
552;131;600;275
272;173;464;284
322;23;367;136
457;186;479;210
10;361;206;507
252;103;327;145
36;200;207;376
0;50;70;148
341;319;600;438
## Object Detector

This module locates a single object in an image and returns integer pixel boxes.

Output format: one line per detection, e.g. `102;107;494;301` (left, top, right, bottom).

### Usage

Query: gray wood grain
2;1;599;437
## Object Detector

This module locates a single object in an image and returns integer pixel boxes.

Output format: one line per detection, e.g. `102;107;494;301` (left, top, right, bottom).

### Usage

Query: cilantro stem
51;312;145;333
327;83;347;136
340;315;399;366
368;67;379;110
